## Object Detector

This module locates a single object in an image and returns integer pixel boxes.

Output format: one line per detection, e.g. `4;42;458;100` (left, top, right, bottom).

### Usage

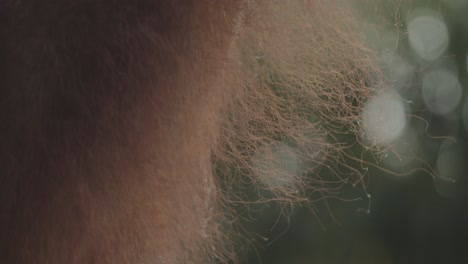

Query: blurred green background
236;1;468;263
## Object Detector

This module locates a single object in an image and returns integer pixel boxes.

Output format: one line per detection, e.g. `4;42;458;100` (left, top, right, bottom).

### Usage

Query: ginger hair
0;1;388;263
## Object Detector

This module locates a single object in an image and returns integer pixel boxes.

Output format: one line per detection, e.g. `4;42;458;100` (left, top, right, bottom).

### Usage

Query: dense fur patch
0;1;383;263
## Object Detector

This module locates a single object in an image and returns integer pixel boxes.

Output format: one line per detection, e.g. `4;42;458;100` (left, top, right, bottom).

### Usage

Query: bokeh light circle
407;11;449;61
251;141;299;188
421;70;462;116
362;91;406;145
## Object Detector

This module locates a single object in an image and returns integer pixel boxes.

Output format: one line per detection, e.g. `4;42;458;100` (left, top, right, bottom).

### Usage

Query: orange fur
0;1;383;263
